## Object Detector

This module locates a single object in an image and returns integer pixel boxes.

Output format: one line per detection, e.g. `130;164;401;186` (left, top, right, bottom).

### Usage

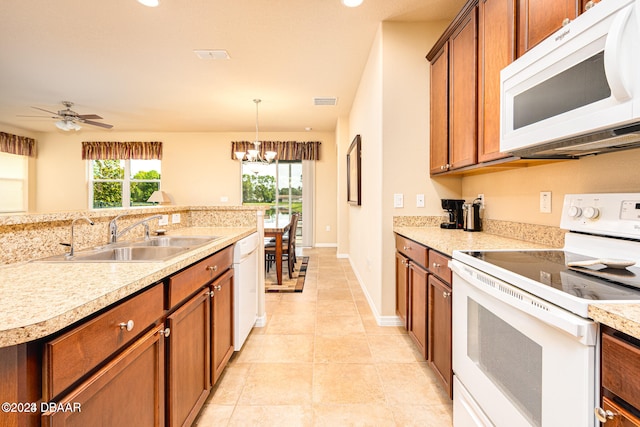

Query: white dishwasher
233;232;259;351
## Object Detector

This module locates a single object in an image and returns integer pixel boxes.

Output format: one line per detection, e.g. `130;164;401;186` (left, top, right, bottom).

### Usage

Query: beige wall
344;20;452;320
462;150;640;226
23;130;337;245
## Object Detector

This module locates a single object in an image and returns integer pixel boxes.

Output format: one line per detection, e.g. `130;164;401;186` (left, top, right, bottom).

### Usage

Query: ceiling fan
18;101;114;131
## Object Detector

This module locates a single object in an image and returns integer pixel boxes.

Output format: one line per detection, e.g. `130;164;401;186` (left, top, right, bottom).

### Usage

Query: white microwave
500;0;640;158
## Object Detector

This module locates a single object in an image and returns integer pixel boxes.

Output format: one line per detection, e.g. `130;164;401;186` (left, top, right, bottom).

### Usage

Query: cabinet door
428;275;453;399
602;396;640;427
517;0;578;56
211;268;234;386
430;43;450;174
395;252;410;329
449;7;478;170
408;262;428;359
167;288;211;427
478;0;515;163
41;327;165;427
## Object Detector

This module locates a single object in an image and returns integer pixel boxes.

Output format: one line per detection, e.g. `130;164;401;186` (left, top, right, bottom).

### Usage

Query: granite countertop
394;226;640;340
0;226;255;348
393;226;554;257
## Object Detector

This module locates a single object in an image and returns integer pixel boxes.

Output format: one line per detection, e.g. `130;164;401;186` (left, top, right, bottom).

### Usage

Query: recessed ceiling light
194;49;231;60
137;0;159;7
305;127;313;131
342;0;363;7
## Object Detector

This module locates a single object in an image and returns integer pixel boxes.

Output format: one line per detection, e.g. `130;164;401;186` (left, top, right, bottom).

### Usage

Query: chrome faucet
63;216;94;259
109;214;163;243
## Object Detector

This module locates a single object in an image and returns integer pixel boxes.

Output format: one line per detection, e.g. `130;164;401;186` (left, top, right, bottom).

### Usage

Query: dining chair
265;213;299;278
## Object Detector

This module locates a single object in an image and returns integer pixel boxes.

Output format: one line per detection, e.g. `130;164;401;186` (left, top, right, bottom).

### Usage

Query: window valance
82;141;163;160
230;141;321;161
0;132;37;157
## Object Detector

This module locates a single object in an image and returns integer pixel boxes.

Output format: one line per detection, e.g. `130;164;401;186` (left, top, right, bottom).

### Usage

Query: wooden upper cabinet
478;0;515;163
517;0;578;56
430;43;450;175
449;7;478;170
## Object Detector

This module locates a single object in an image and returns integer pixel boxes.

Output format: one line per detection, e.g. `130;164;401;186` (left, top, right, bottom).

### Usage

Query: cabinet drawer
395;234;428;268
602;330;640;411
167;245;233;308
429;250;452;284
44;283;164;399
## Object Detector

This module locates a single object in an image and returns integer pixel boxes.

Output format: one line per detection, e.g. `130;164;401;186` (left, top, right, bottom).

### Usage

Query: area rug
265;256;308;293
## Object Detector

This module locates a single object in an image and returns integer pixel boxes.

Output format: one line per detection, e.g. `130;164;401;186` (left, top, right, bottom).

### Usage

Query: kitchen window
0;151;28;213
88;159;161;209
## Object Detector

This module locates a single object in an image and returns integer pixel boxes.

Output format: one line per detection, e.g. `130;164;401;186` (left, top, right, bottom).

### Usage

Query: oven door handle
450;260;597;346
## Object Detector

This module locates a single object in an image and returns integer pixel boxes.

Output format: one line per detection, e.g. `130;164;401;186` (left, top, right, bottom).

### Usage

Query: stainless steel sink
130;235;219;248
33;235;221;263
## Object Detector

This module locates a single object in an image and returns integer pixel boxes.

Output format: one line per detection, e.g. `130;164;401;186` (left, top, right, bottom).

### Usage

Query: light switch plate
394;193;404;208
172;213;181;224
158;215;169;226
416;194;425;208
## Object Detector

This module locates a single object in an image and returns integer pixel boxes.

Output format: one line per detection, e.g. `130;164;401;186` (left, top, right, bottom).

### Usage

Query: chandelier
234;99;277;165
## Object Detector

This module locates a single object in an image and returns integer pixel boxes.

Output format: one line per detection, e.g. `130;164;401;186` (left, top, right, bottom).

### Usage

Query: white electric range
450;193;640;427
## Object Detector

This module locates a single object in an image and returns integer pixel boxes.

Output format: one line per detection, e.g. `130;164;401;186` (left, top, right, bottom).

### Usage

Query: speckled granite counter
394;225;640;340
589;304;640;339
393;226;555;257
0;226;255;348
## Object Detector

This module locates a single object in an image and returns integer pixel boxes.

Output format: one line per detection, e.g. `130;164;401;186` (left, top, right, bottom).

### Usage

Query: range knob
583;206;600;219
567;206;582;218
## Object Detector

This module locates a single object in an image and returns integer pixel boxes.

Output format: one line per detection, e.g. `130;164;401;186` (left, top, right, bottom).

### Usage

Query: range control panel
560;193;640;239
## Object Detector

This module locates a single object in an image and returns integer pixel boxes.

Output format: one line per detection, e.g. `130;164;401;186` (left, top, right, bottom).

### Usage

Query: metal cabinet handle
442;291;451;299
214;285;222;291
562;17;570;26
403;246;411;251
207;265;218;272
433;262;441;269
585;0;595;10
158;327;171;338
209;290;215;297
119;320;134;331
594;407;616;423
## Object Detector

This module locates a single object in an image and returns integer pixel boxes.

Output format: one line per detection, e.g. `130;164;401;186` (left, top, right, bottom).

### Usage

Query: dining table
263;218;291;286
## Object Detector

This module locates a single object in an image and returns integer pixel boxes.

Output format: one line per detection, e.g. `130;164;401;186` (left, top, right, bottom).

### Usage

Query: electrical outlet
416;194;425;208
325;225;331;232
540;191;552;213
158;215;169;226
477;194;485;208
220;196;229;202
171;213;181;224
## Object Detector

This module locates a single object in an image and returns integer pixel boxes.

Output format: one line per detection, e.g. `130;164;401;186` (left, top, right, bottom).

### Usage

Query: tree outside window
90;159;161;209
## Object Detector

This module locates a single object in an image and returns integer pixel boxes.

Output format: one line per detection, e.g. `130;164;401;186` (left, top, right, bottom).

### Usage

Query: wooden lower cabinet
601;397;640;426
395;252;409;329
166;288;211;427
211;268;234;386
41;327;165;427
408;262;428;359
428;275;453;398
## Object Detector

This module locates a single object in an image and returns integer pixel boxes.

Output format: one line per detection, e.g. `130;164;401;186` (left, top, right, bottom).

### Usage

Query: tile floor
194;247;453;426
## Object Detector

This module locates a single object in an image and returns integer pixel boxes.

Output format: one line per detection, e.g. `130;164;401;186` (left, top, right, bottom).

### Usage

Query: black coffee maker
440;199;465;229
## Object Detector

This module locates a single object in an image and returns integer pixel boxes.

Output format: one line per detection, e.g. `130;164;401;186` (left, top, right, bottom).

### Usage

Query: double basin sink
35;236;221;263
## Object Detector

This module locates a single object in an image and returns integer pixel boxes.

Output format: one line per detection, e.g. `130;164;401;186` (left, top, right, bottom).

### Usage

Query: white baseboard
336;252;349;259
346;255;402;327
254;314;267;327
314;242;338;248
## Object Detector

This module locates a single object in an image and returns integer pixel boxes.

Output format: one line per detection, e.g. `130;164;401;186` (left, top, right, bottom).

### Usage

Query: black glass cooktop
464;250;640;301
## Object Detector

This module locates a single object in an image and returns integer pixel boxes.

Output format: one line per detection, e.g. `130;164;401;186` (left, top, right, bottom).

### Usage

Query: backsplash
0;206;262;265
393;216;565;248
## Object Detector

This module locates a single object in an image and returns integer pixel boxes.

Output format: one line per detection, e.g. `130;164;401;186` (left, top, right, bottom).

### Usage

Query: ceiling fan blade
31;106;60;115
77;114;103;120
17;114;59;118
82;119;113;129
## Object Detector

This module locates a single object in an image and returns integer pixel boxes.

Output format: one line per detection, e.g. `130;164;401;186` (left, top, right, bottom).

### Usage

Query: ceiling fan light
69;122;81;131
137;0;159;7
55;120;70;131
342;0;363;7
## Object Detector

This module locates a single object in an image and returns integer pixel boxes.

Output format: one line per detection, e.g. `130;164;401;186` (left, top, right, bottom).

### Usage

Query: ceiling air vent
313;97;338;106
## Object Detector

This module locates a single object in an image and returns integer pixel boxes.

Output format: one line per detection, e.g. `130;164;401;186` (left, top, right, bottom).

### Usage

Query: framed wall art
347;134;361;206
